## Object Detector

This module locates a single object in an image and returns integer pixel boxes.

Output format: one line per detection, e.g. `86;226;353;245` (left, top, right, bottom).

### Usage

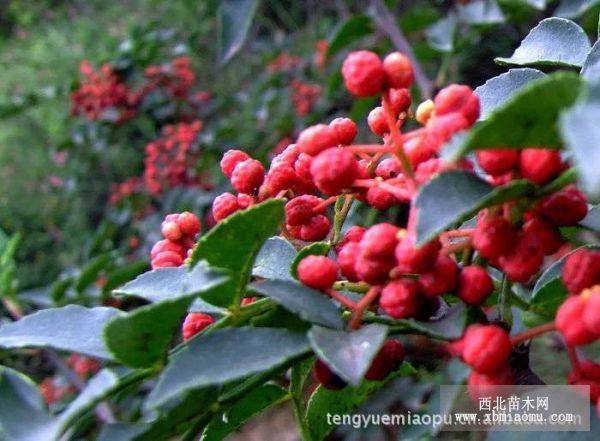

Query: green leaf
415;171;535;245
426;15;457;52
189;199;285;307
217;0;260;64
559;101;600;201
457;0;505;24
450;73;583;159
104;262;229;368
581;205;600;231
495;18;590;68
327;15;374;60
306;362;415;441
475;68;545;120
252;237;296;281
0;305;122;360
250;279;344;329
0;366;53;441
201;384;288;441
102;260;148;295
581;40;600;80
290;242;330;279
555;0;600;19
308;324;388;386
146;327;309;409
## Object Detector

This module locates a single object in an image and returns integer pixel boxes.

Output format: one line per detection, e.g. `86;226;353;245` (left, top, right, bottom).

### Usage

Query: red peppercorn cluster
108;177;146;205
150;211;201;269
66;354;101;379
71;60;136;122
142;56;196;100
265;53;302;74
144;120;205;195
291;79;322;117
556;284;600;346
181;312;215;341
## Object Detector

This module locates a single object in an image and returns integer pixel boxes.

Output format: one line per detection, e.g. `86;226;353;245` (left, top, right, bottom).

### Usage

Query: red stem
510;322;556;346
382;90;415;185
326;289;358;310
312;196;337;212
349;286;382;329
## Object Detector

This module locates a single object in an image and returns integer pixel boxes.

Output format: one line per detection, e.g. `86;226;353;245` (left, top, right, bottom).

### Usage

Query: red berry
473;214;517;261
152;251;184;269
182;313;214;341
556;295;597;346
237;193;254;209
338;242;361;282
418;254;458;297
583;288;600;336
521;216;563;256
231;159;265;194
329;117;357;145
366;186;395;210
395;235;441;274
367;106;389;136
336;225;366;250
376;157;402;179
297;215;331;242
364;339;405;381
568;359;600;402
380;279;422;319
355;254;394;285
434;84;480;125
310;148;360;195
294;153;313;181
519;148;564;185
562;248;600;295
150;239;184;259
341;51;385;97
265;164;298;195
388;88;411;115
461;325;512;374
476;149;519;176
285;195;322;226
314;359;347;390
161;220;182;241
297;124;338;156
498;231;544;283
220;149;250;178
297;255;338;291
539;185;588;226
382;52;414;89
458;266;494;306
177;212;201;237
360;223;399;260
212;192;240;222
468;368;514;402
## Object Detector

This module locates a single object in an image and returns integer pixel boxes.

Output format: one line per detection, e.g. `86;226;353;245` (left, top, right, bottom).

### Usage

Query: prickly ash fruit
388;88;411;115
212;192;240;222
284;195;324;227
182;313;214;341
473;214;517;261
395;235;441;274
460;324;512;374
382;52;414;89
468;367;514;402
518;148;564;185
562;248;600;295
418;254;458;298
367;106;389;136
522;216;563;256
329;117;357;145
457;265;494;306
433;84;480;125
498;231;544;283
380;279;422;319
364;339;405;381
360;223;399;260
314;359;347;390
335;225;366;252
556;295;598;346
338;242;361;282
220;149;250;178
567;359;600;401
177;211;201;236
476;149;519;176
539;185;588;226
298;255;338;291
297;124;338;156
341;51;385;97
230;159;265;194
583;287;600;335
310;147;360;195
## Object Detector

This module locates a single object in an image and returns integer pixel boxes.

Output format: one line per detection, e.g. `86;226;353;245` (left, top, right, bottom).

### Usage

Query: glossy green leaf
495;18;590;68
560;101;600;201
457;0;505;24
201;384;288;441
415;171;535;245
306;362;416;441
250;279;343;329
105;262;229;367
450;73;583;159
189;199;285;307
308;324;388;386
252;237;296;281
146;327;309;409
0;305;122;360
327;15;374;59
290;242;330;279
475;68;545;120
217;0;260;63
555;0;600;19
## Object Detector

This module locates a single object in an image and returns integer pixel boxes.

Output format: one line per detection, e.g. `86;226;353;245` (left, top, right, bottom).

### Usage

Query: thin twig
370;0;434;98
